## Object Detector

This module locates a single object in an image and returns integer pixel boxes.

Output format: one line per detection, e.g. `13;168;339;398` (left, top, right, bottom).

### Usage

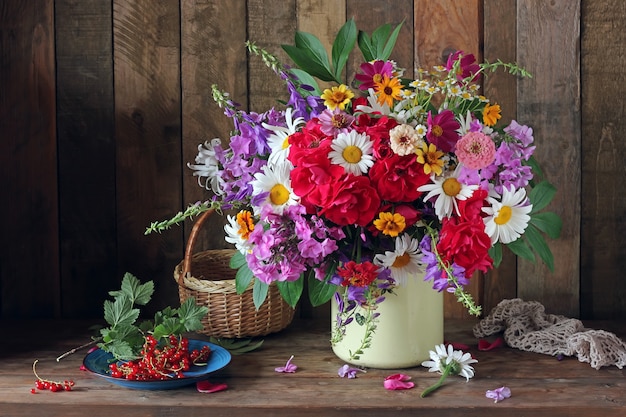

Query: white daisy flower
251;161;298;215
482;185;532;244
187;138;224;195
224;212;253;254
417;165;479;219
421;344;478;382
264;107;304;165
328;130;374;176
373;234;423;286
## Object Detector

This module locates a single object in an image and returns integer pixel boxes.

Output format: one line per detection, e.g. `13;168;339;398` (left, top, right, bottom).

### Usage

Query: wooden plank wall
1;0;624;320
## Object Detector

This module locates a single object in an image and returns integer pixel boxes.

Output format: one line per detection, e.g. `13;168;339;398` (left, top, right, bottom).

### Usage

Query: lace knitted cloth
473;298;626;369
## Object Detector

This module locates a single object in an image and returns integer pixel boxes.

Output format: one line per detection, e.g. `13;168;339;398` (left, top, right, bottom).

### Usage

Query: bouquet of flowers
148;19;561;348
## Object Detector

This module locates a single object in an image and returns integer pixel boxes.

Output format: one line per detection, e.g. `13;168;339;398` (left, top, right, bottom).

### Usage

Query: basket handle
180;208;215;284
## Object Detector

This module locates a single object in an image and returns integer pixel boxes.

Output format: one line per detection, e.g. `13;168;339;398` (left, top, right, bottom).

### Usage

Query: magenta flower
196;380;228;393
426;110;460;153
275;355;298;373
384;373;415;390
445;51;480;82
355;60;394;90
486;386;511;403
318;108;355;137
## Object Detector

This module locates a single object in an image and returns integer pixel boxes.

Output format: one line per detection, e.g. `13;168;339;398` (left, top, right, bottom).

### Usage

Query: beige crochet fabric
473;298;626;369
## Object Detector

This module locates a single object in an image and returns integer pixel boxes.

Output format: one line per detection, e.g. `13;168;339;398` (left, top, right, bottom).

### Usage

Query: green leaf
529;181;557;213
152;317;181;341
109;273;154;306
99;339;136;361
276;278;303;308
103;297;139;327
331;18;357;81
370;24;391;56
235;262;254;294
357;31;375;62
506;237;535;262
524;224;555;271
252;279;269;310
229;251;246;269
530;211;562;239
178;297;209;332
489;242;503;268
282;42;336;82
375;22;404;60
308;272;337;307
289;68;322;95
209;337;264;355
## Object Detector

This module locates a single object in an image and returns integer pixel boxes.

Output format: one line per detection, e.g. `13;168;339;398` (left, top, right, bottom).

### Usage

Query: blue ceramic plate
83;339;231;390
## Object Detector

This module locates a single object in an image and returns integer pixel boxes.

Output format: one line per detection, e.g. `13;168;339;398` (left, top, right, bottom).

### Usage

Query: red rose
457;188;488;221
290;153;344;213
287;119;331;166
437;215;492;277
355;114;398;159
318;174;381;226
369;154;430;202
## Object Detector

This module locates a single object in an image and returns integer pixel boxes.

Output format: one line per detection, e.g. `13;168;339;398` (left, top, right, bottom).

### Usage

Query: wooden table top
1;317;624;417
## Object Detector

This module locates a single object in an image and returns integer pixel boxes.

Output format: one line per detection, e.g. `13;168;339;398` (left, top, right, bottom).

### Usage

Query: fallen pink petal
478;337;504;351
383;373;415;390
338;364;366;378
486;386;511;403
196;380;228;393
275;355;298;373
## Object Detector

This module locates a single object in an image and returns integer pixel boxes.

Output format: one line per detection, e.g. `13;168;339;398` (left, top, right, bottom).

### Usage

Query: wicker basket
173;209;295;338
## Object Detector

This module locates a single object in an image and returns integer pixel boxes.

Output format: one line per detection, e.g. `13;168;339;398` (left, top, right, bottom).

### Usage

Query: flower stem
421;364;452;398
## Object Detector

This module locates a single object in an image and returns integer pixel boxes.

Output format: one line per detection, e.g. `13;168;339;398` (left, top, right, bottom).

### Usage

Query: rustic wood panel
0;0;60;317
516;0;581;316
180;0;248;255
55;0;117;317
414;0;484;319
481;0;519;317
112;0;183;312
247;0;297;112
580;0;626;319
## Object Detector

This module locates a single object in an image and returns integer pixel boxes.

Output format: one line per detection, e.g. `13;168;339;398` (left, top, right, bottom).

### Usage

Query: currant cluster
31;360;75;394
108;335;211;381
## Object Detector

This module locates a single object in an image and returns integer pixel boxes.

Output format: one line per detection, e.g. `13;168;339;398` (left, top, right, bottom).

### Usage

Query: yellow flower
483;103;502;127
415;142;445;176
321;84;354;110
373;212;406;237
374;76;403;108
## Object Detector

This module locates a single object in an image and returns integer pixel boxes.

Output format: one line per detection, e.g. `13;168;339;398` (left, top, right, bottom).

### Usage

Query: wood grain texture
516;0;581;316
55;0;117;317
414;0;483;319
180;0;248;255
0;0;60;318
481;0;518;317
580;0;626;319
0;318;624;416
113;0;183;312
247;0;297;112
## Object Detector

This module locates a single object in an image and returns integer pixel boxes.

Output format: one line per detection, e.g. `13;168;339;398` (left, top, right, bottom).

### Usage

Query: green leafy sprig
97;273;208;361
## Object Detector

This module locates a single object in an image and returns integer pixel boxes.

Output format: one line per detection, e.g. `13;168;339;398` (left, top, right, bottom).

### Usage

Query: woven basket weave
173;209;295;338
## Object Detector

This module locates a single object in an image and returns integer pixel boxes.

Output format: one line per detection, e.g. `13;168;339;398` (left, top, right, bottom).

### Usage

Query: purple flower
486;386;511;403
338;364;366;378
275;355;297;373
